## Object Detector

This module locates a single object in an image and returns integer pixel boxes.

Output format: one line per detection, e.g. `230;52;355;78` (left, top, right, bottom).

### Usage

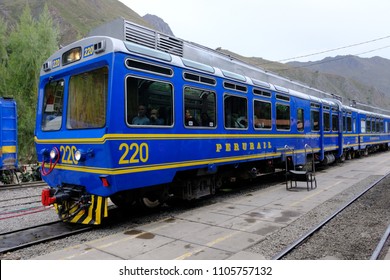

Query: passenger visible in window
254;115;264;128
201;112;212;127
225;114;233;128
149;108;164;125
185;109;198;126
132;105;150;125
235;115;248;128
297;120;304;131
254;108;262;128
313;122;319;131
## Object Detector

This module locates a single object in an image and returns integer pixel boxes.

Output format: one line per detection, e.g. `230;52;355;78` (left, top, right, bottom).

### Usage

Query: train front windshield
41;67;108;131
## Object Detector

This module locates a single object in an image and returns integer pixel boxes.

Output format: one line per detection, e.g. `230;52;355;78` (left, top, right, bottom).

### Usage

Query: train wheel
139;197;161;209
110;192;136;210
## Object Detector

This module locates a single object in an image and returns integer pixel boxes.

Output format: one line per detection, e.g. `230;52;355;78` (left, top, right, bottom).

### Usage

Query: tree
0;17;7;95
37;5;59;62
5;4;59;162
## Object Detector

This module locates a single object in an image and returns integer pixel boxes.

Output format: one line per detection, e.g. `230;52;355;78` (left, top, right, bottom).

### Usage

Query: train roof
41;35;326;104
88;19;339;99
41;18;390;119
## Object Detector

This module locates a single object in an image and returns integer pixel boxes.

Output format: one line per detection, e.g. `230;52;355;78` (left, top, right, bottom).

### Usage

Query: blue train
36;19;390;224
0;97;18;184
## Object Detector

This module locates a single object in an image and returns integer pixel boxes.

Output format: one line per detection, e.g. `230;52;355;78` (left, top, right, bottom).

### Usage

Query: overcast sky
118;0;390;62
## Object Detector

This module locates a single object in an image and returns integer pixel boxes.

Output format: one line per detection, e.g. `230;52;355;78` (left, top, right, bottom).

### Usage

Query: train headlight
50;148;59;160
74;148;93;163
75;149;85;162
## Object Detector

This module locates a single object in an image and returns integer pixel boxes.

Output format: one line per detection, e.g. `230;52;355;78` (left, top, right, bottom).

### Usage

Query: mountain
287;56;390;100
217;49;390;111
0;0;153;45
142;14;174;36
1;0;389;111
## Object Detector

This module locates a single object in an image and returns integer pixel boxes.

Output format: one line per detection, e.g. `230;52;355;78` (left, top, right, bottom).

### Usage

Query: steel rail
370;223;390;260
272;171;390;260
0;221;93;254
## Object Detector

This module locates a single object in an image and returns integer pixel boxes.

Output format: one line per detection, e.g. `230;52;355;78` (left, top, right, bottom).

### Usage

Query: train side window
126;76;173;127
276;103;290;130
332;114;339;132
224;94;248;129
67;67;107;129
346;116;352;132
343;116;347;132
311;110;320;131
254;100;271;129
360;119;366;133
297;108;304;132
376;118;380;133
184;87;216;128
366;118;371;133
42;79;64;131
323;112;330;132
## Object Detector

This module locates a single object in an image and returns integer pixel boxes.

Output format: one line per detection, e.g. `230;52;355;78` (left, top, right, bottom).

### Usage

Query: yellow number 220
119;142;149;164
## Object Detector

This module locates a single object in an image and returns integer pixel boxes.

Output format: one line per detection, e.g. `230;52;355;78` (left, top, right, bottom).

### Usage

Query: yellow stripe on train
0;146;17;154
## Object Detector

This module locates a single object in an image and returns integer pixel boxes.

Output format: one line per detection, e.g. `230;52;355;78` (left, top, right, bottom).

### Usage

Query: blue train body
35;20;390;224
0;97;18;171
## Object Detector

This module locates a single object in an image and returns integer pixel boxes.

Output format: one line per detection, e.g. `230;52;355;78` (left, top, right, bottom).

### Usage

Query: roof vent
124;21;183;57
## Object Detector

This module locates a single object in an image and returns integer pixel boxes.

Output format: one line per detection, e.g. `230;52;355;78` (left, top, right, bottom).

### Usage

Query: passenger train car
36;19;390;224
0;97;18;183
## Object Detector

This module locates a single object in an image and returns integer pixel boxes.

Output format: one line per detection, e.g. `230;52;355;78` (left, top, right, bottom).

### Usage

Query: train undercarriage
109;159;280;210
41;144;389;224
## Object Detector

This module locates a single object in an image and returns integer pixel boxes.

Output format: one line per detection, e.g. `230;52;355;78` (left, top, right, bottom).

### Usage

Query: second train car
0;97;18;184
36;20;390;224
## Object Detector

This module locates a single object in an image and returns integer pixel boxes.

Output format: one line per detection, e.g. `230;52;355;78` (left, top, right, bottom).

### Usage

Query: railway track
0;221;93;254
0;181;49;221
2;153;390;260
272;172;390;260
370;223;390;260
0;181;47;191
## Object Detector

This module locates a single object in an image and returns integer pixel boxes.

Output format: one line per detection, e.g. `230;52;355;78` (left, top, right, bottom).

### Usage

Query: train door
274;93;293;168
328;100;343;160
386;118;390;149
290;96;307;166
310;102;322;161
322;105;335;164
342;109;356;159
359;112;370;155
352;110;358;155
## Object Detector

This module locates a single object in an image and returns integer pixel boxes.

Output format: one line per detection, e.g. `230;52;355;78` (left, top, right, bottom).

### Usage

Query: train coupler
41;188;70;206
41;185;108;225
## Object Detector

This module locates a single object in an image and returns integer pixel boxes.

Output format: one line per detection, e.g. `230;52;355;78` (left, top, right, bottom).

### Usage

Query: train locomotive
36;19;390;224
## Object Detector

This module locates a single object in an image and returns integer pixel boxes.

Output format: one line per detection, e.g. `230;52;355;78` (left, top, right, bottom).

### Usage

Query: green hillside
0;0;152;45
